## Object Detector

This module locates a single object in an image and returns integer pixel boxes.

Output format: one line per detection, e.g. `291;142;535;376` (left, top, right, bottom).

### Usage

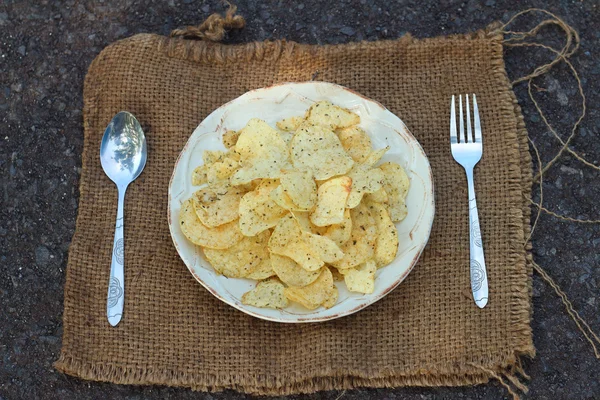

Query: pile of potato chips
179;101;409;310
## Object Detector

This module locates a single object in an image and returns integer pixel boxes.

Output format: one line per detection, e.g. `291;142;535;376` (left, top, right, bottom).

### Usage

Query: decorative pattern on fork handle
450;94;489;308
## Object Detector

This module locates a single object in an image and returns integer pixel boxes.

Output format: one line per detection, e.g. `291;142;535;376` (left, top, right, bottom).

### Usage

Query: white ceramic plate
168;82;434;323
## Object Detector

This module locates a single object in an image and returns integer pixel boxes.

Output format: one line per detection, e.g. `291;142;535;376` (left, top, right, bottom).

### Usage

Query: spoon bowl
101;112;147;186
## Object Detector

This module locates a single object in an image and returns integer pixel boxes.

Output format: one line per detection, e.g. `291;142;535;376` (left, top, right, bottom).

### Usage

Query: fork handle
465;168;488;308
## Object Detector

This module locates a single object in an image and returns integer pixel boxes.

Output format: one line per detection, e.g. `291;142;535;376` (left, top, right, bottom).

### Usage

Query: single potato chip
284;267;336;309
230;160;287;185
303;232;344;263
239;180;288;236
324;208;352;247
291;211;312;232
346;165;384;208
192;184;244;227
271;253;321;287
269;214;324;271
179;199;243;249
365;187;389;204
278;130;294;146
363;146;389;167
310;176;352;226
337;126;372;163
368;201;399;267
222;130;240;148
304;100;360;129
341;260;377;294
269;185;302;211
231;118;289;185
379;161;410;222
203;150;226;165
292;211;328;235
206;157;239;185
235;118;288;161
290;124;354;180
203;231;271;278
191;164;209;186
280;170;317;210
276;116;304;131
242;277;288;309
333;202;377;269
322;283;338;309
330;267;345;281
246;258;276;280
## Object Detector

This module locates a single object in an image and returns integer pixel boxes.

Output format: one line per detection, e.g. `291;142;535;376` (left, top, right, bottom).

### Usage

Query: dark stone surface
1;1;599;399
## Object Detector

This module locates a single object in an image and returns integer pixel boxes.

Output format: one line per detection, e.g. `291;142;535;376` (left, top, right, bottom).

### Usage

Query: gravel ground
1;1;600;399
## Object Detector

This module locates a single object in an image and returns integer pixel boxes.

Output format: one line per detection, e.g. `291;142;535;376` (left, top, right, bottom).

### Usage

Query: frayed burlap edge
55;25;535;396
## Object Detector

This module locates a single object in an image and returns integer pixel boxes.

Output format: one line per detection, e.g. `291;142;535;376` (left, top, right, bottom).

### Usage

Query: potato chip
341;260;376;294
192;184;244;227
246;258;276;280
231;118;289;185
310;176;352;226
268;214;324;271
337;126;372;163
222;130;240;148
284;267;336;309
324;208;352;247
363;146;390;167
290;124;354;180
304;100;360;129
271;253;321;287
346;165;385;208
191;164;209;186
226;148;242;161
278;130;294;146
235;118;288;161
276;116;304;131
206;157;239;185
379;162;410;221
365;187;389;204
291;211;327;235
303;232;344;263
290;211;313;232
179;199;243;249
280;170;317;210
239;180;288;236
230;160;286;185
330;267;345;281
242;277;288;309
269;185;301;211
202;150;226;165
368;201;399;267
333;202;377;269
203;230;271;278
322;283;338;309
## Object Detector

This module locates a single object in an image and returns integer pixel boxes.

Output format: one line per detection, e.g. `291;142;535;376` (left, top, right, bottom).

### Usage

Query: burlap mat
56;25;535;394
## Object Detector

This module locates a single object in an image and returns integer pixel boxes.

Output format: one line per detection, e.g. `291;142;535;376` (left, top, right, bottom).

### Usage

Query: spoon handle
107;186;126;326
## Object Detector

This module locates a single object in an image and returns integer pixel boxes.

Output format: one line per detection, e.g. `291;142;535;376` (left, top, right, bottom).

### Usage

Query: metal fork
450;94;488;308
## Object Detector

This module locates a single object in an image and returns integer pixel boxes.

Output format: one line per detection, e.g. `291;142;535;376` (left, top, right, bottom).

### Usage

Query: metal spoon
100;111;147;326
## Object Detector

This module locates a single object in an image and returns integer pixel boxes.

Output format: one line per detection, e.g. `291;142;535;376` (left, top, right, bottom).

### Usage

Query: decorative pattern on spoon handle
107;188;126;326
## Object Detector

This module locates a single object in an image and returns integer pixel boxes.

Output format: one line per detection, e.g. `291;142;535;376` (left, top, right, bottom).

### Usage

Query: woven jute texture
56;28;535;394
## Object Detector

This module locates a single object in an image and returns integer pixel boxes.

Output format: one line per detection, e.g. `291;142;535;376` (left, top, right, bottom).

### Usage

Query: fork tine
450;95;457;144
473;94;482;143
466;94;473;143
459;94;465;143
